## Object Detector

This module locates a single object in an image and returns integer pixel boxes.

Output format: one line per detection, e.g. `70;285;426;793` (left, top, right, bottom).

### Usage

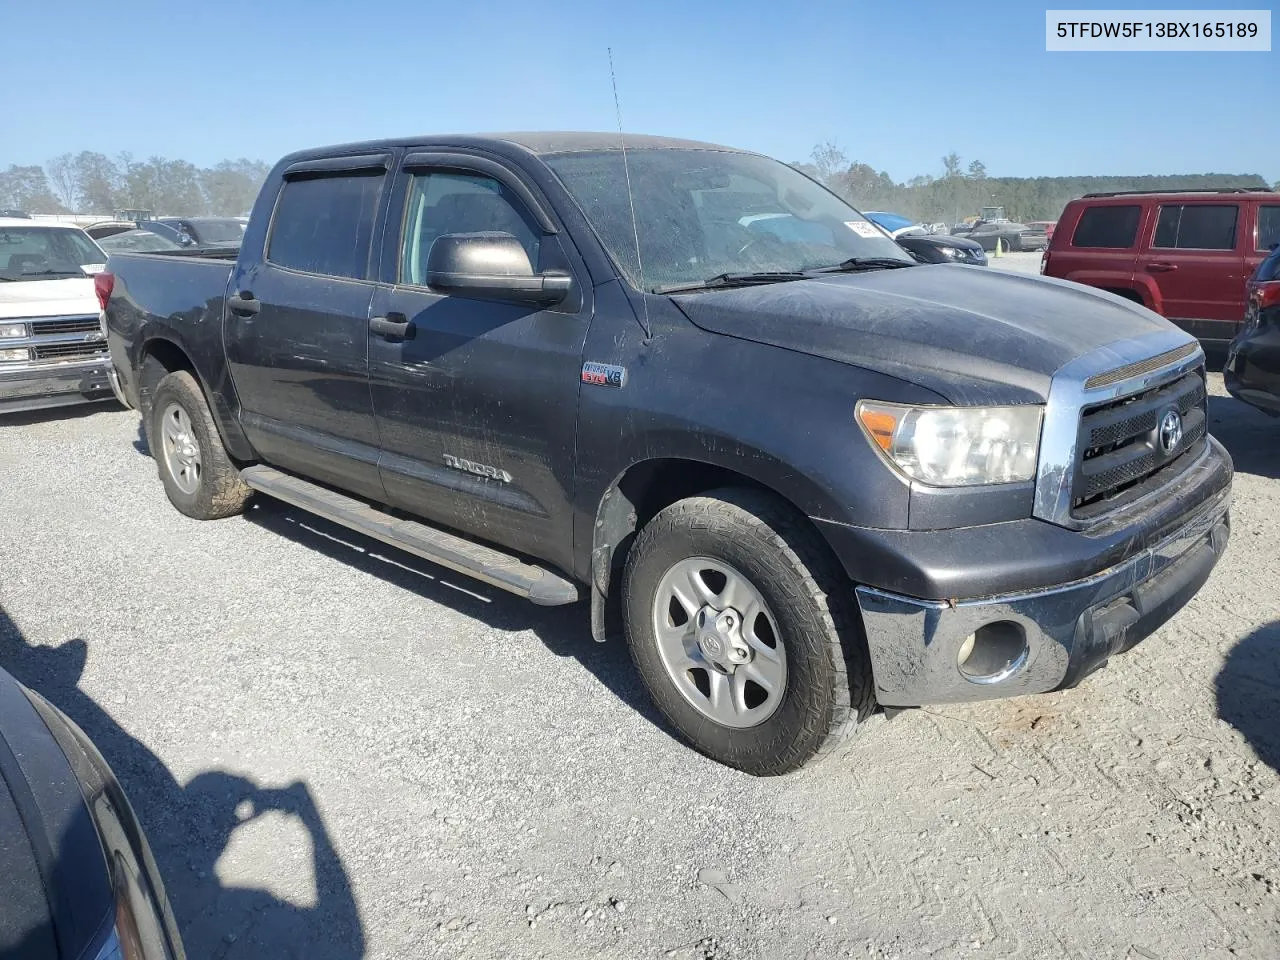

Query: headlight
0;321;26;338
0;347;29;362
856;401;1043;486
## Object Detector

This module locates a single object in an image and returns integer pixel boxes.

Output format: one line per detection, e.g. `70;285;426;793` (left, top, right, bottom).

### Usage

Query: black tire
622;488;875;776
148;371;251;520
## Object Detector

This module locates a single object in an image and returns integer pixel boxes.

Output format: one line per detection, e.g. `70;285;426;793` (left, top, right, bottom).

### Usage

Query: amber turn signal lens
857;408;898;451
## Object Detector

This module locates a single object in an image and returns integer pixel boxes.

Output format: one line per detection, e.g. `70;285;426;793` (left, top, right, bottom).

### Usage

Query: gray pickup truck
102;133;1232;775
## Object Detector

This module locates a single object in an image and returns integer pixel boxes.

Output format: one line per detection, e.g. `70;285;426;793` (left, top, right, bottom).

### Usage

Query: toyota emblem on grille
1159;409;1183;454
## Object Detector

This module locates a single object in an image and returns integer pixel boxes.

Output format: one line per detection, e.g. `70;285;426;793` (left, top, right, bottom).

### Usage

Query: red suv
1041;188;1280;343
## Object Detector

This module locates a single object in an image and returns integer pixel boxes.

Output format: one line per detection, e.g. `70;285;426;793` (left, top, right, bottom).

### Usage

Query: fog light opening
957;621;1028;684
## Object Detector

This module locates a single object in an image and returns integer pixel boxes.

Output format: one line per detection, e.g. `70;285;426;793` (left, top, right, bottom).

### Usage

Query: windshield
545;148;911;292
0;226;104;281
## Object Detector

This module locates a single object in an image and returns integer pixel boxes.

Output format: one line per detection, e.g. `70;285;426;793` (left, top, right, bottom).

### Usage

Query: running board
239;465;580;606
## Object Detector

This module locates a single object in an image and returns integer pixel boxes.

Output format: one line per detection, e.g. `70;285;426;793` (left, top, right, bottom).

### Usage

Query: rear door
1137;201;1245;341
225;154;393;500
365;152;591;571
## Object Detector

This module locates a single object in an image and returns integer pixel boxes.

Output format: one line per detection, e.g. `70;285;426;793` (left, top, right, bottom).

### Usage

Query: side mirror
426;232;571;306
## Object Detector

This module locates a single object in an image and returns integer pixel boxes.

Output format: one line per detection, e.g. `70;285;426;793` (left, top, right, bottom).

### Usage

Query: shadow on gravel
243;497;678;744
0;607;365;959
1216;621;1280;774
1207;394;1280;480
0;398;123;428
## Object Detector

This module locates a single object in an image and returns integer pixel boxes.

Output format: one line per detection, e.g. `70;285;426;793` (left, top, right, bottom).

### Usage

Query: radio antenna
608;47;651;341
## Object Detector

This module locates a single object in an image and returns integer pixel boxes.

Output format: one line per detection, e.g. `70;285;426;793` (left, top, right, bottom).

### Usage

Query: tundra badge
443;454;512;483
582;362;627;388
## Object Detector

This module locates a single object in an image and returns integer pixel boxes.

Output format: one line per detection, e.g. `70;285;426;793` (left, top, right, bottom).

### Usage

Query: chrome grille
30;315;101;337
1072;367;1208;516
1082;342;1199;390
32;341;108;362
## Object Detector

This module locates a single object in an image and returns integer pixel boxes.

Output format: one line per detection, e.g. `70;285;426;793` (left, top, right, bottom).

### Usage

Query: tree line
0;152;270;217
791;142;1275;224
3;142;1274;223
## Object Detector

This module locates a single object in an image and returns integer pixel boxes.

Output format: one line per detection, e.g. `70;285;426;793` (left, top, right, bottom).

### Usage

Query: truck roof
1079;188;1279;200
0;217;83;230
279;131;744;165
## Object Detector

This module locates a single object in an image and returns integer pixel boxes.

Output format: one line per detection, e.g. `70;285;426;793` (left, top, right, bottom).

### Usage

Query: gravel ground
986;251;1046;276
1;374;1277;960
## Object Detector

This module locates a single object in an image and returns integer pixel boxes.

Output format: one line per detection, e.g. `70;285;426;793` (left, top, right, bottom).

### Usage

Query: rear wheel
149;371;250;520
622;489;875;776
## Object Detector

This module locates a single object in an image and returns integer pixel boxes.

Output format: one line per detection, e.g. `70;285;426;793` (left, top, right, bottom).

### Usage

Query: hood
671;266;1174;405
0;277;98;319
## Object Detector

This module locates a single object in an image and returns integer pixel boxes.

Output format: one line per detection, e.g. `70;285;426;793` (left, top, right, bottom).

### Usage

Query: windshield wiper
808;257;916;274
12;269;86;279
654;271;809;295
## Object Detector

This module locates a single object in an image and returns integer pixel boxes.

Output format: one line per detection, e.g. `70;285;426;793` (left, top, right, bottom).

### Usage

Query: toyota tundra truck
101;133;1233;775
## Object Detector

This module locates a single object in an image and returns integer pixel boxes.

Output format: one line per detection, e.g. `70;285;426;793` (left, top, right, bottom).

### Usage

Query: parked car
0;218;113;413
1224;243;1280;416
1041;188;1280;344
151;217;246;248
102;133;1230;776
968;220;1049;252
1026;220;1057;242
863;211;987;265
0;665;186;958
0;208;31;219
97;229;185;255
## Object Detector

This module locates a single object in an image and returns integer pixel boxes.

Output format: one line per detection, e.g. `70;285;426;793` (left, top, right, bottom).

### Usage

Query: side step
239;465;580;606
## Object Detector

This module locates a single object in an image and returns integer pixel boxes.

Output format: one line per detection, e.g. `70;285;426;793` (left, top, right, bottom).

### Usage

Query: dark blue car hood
671;266;1174;405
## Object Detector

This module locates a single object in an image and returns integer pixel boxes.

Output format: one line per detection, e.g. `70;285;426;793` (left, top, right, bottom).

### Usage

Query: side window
1257;205;1280;251
1153;206;1180;248
1153;204;1239;250
267;171;384;279
399;171;541;287
1071;205;1140;248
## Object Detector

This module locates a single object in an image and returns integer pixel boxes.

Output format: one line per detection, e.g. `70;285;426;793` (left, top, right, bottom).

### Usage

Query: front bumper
0;358;113;414
836;433;1233;707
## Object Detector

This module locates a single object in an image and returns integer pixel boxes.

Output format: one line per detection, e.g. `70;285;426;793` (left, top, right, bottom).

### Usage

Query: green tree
200;159;269;216
967;160;987;180
0;165;66;213
70;152;123;214
941;152;963;179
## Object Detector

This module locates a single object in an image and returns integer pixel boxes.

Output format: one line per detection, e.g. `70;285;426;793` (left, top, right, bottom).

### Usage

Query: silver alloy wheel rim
160;402;202;496
651;556;787;729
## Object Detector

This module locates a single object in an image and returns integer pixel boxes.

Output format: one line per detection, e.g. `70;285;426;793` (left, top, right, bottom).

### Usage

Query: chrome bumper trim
855;485;1231;707
107;365;132;409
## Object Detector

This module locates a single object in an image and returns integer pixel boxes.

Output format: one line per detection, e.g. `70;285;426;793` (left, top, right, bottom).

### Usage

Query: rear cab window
1152;204;1239;250
1070;205;1140;248
267;171;385;279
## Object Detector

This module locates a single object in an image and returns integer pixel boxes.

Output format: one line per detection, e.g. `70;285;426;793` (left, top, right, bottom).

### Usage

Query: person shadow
1216;620;1280;774
0;607;365;959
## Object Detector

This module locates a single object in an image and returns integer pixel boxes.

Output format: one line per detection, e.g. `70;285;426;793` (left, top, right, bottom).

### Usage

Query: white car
0;218;114;414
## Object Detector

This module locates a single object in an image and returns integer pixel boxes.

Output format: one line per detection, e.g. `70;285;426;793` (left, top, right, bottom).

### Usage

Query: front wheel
148;370;251;520
622;489;874;776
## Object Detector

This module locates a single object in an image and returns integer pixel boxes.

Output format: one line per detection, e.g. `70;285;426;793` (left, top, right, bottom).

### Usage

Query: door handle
228;291;261;315
1147;262;1179;273
370;314;415;340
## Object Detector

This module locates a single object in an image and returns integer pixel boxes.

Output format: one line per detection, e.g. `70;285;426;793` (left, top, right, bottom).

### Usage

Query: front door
226;161;390;501
367;158;590;571
1137;202;1245;341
